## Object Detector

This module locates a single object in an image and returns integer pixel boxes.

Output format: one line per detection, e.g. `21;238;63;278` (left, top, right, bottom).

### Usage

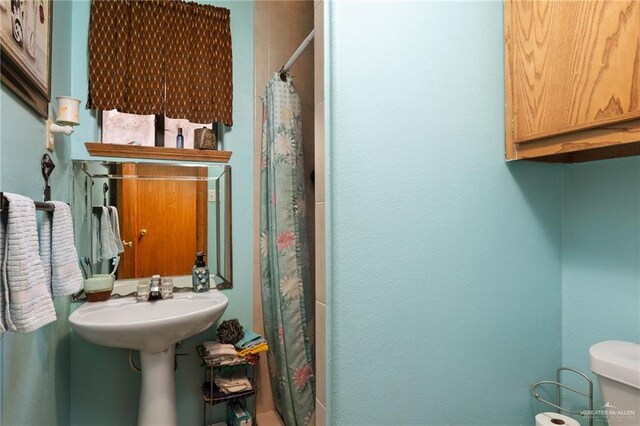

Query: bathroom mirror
72;160;232;289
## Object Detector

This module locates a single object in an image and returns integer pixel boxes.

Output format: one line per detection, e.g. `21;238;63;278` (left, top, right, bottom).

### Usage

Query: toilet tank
589;341;640;425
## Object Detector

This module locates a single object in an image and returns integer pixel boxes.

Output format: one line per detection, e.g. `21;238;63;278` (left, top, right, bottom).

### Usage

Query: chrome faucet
137;275;173;302
149;275;162;300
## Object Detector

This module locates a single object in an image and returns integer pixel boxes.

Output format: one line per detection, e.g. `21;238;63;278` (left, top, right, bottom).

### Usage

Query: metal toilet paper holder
531;367;593;426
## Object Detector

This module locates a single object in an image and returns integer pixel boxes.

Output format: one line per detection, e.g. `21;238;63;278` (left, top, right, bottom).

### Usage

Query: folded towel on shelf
1;193;56;333
99;206;118;259
214;371;252;394
108;206;124;254
237;342;269;358
204;341;237;356
39;202;84;296
0;213;6;333
203;341;245;365
242;353;259;365
234;330;267;350
217;357;246;366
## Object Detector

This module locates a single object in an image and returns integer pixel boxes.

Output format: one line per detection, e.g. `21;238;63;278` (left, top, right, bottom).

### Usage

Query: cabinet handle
122;240;133;248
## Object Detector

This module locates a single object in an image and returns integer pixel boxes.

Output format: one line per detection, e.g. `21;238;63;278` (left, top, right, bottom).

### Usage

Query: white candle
56;96;81;126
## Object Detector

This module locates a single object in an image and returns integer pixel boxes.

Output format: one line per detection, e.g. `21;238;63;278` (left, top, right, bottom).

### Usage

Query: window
101;111;216;149
89;0;233;139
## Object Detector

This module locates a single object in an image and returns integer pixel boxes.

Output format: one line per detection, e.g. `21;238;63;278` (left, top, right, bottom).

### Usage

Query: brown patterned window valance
87;0;233;126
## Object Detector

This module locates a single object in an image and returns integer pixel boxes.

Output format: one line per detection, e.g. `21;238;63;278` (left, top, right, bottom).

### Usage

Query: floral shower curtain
260;74;315;425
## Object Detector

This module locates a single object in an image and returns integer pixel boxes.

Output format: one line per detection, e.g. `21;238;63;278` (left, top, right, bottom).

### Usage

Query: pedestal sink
69;290;228;426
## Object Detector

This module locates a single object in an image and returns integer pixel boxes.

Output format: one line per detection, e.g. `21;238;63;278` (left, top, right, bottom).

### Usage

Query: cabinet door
505;0;640;154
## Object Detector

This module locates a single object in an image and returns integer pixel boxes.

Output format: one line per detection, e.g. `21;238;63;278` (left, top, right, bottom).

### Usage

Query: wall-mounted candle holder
46;96;81;151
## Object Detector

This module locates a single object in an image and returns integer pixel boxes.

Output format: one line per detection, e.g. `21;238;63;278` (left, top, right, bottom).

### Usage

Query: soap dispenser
192;252;210;293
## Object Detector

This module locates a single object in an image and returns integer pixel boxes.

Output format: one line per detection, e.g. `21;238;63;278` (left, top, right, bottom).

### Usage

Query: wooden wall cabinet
504;0;640;162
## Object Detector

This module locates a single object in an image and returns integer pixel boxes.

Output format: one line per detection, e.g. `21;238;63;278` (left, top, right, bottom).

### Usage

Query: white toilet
589;341;640;425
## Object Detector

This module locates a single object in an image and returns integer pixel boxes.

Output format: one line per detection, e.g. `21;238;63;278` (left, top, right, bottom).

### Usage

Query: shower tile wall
314;1;327;423
253;0;315;419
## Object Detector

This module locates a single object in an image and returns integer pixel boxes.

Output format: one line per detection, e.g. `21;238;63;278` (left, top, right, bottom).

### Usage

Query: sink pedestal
69;290;229;426
139;346;177;426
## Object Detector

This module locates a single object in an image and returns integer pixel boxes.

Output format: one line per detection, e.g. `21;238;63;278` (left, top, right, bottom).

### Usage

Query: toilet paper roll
535;412;580;426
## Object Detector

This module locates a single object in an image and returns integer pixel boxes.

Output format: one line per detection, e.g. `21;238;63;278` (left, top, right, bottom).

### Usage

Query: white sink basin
69;289;228;426
69;290;228;353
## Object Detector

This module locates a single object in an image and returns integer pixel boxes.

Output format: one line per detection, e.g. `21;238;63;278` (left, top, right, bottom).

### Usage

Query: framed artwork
0;0;52;118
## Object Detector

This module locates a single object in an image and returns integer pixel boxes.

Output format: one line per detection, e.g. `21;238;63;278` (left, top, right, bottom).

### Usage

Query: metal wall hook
41;154;55;201
103;182;109;206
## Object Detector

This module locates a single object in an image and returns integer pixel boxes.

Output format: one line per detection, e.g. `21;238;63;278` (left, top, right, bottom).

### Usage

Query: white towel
39;209;52;290
204;341;237;356
40;202;84;296
203;341;244;365
0;212;6;333
99;206;118;259
108;206;124;254
2;193;56;333
92;212;101;262
214;371;252;394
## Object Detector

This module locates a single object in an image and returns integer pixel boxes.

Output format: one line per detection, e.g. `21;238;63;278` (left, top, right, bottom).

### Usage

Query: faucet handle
137;280;150;302
161;277;174;300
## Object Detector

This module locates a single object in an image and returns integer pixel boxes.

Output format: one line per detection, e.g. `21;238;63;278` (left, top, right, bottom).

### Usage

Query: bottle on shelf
176;127;184;149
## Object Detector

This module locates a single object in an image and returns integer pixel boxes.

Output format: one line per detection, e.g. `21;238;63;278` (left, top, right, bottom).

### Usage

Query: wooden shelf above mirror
85;143;232;163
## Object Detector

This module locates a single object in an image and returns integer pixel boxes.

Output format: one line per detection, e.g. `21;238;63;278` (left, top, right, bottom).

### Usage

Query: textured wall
66;1;254;425
0;0;74;424
562;157;640;418
327;2;563;424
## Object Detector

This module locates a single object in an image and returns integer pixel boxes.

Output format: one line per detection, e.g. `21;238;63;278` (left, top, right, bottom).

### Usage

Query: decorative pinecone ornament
217;319;244;344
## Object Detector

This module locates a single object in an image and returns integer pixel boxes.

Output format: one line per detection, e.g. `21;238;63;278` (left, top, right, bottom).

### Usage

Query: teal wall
326;2;563;424
67;1;254;425
0;1;74;424
562;157;640;416
3;1;640;425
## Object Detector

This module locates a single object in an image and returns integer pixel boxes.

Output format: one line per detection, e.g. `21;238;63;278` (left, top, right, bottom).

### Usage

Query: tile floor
256;410;285;426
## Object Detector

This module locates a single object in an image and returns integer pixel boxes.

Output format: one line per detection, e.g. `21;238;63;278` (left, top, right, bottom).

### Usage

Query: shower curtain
260;74;315;426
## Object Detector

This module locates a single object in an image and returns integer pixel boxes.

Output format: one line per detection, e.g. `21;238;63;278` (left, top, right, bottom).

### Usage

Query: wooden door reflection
117;163;207;278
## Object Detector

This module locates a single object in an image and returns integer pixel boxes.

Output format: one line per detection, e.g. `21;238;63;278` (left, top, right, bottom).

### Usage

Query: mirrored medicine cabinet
72;160;232;289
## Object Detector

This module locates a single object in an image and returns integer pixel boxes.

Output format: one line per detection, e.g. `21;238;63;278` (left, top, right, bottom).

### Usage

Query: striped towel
40;201;84;296
2;193;56;333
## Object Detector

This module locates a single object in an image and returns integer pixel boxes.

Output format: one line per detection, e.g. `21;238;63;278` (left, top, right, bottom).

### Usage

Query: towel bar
0;193;56;212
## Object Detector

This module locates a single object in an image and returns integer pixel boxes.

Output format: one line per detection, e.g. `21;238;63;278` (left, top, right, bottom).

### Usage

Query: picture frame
0;0;52;119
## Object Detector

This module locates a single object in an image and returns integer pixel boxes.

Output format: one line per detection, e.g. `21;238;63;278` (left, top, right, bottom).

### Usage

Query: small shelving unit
196;345;259;426
85;142;232;163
